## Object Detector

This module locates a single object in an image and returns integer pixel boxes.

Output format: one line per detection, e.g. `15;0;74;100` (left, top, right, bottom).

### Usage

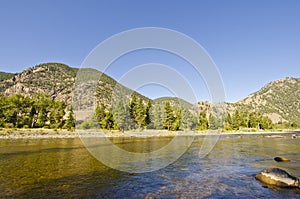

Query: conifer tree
63;107;75;131
198;111;208;130
164;102;174;131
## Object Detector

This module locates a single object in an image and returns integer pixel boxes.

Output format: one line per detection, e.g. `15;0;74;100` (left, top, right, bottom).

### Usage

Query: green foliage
95;104;106;129
208;113;224;130
78;119;97;129
0;94;73;130
153;97;193;108
127;96;152;130
150;104;165;130
180;108;198;130
225;110;274;130
164;102;174;131
94;104;120;130
229;110;248;130
276;121;300;129
102;110;116;130
0;72;14;82
144;100;152;127
3;63;298;132
112;101;125;130
162;102;181;131
172;108;181;131
63;107;75;131
130;97;145;129
198;111;208;130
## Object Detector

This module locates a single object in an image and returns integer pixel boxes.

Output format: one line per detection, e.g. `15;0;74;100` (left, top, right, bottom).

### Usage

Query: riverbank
0;128;299;139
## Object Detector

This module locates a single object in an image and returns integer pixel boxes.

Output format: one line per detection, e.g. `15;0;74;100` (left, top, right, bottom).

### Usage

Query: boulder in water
274;157;290;162
256;168;299;188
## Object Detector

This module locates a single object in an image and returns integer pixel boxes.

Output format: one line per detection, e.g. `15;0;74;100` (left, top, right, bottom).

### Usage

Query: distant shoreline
0;128;299;139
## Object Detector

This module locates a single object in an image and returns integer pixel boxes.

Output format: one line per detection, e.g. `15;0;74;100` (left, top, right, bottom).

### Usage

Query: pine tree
36;108;46;128
172;108;181;131
198;111;208;130
49;101;65;129
150;105;164;130
129;95;137;122
113;100;130;131
164;102;174;131
95;104;106;129
208;113;222;130
181;108;197;130
135;98;146;129
260;115;272;130
63;107;75;131
144;100;152;127
102;109;115;130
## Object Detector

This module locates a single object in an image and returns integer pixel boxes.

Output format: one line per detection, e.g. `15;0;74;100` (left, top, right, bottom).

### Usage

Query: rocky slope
0;63;77;104
0;63;150;110
227;77;300;123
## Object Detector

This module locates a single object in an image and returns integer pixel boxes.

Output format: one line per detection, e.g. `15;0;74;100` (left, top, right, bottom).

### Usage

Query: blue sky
0;0;299;102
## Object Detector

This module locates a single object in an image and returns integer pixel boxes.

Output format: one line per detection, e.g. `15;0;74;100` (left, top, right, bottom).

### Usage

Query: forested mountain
0;63;299;130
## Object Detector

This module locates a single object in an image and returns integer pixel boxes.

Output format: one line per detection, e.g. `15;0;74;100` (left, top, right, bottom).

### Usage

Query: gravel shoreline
0;129;299;139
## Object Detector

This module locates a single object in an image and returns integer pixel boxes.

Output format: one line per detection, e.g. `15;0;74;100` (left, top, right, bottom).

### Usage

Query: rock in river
256;168;299;188
274;157;290;162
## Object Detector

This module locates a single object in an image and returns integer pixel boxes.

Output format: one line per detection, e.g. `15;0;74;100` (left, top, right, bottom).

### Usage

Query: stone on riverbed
255;168;299;188
274;157;290;162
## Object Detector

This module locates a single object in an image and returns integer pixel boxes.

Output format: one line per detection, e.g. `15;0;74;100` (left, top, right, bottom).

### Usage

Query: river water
0;133;299;198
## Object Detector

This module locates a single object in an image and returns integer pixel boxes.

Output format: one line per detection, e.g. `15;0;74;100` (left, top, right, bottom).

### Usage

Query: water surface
0;133;299;198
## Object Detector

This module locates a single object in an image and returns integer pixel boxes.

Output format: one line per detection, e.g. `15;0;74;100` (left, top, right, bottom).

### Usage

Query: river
0;133;299;198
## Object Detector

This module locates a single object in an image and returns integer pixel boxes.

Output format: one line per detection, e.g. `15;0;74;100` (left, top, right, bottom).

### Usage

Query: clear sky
0;0;299;103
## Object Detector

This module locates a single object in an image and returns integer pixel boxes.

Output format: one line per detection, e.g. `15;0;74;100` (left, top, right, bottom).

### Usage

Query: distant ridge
153;97;193;108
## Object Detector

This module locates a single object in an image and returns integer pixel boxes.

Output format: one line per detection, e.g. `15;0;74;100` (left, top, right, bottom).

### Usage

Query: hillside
0;63;150;110
1;63;299;124
228;77;300;123
153;97;193;108
0;72;15;82
0;63;77;104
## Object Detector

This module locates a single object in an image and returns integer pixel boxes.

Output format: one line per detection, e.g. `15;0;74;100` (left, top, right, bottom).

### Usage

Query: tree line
0;94;75;130
79;96;278;131
2;94;295;131
224;110;273;130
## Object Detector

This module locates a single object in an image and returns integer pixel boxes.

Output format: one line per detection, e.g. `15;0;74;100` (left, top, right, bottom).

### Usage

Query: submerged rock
274;157;290;162
256;168;299;188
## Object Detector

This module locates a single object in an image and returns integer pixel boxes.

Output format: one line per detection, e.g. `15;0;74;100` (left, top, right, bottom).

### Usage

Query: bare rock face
0;63;77;104
0;63;150;110
256;168;299;188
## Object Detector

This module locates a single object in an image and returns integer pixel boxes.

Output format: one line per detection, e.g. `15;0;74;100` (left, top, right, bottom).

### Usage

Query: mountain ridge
0;63;299;123
227;77;300;123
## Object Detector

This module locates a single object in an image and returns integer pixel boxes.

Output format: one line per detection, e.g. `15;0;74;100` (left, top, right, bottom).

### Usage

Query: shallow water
0;133;300;198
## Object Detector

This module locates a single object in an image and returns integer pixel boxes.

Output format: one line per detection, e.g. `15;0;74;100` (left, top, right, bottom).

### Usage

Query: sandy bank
0;129;299;139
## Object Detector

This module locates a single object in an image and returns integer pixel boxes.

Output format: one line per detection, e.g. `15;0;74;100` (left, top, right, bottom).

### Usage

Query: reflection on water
0;133;299;198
